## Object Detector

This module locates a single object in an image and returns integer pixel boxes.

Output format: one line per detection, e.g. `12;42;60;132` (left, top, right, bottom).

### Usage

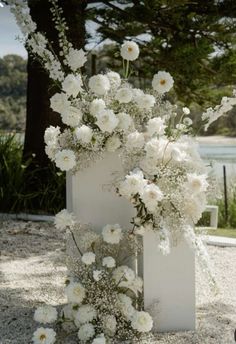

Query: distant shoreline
197;136;236;145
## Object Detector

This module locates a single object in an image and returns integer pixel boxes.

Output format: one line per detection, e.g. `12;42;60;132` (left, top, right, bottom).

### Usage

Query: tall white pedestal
66;152;135;231
143;231;195;332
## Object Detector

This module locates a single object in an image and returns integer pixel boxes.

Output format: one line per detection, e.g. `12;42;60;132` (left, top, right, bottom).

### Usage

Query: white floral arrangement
32;210;153;344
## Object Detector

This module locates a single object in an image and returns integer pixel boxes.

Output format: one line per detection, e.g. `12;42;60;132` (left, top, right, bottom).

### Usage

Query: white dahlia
32;327;56;344
102;256;116;268
89;74;110;95
78;323;95;341
75;125;93;144
96;109;119;133
62;74;83;97
120;41;139;61
102;224;123;244
115;87;133;104
81;252;96;265
34;305;57;324
65;282;86;304
74;304;97;325
55;149;76;171
131;311;153;333
152;71;174;94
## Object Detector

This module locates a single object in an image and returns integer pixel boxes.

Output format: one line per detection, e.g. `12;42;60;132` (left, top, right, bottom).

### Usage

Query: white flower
102;315;117;336
183;196;206;224
115;87;133;103
132;88;144;100
54;209;75;230
45;143;58;161
90;98;106;117
93;270;102;281
152;71;174;94
117;293;135;320
55;149;76;171
119;169;147;198
126;131;145;151
44;126;60;145
61;106;82;127
113;266;135;283
120;41;139;61
89;74;110;95
119;276;143;296
32;328;56;344
78;323;95;341
102;224;123;244
117;112;133;131
183;117;193;126
107;71;121;88
34;305;57;324
186;173;208;194
81;252;96;265
65;48;87;71
61;304;76;321
141;184;164;213
131;311;153;333
183;107;190;115
62;74;83;97
147;117;166;136
50;92;70;114
102;256;116;268
65;282;86;304
74;305;97;324
135;94;155;110
96;109;119;133
105;135;121;152
75;125;93;144
92;334;106;344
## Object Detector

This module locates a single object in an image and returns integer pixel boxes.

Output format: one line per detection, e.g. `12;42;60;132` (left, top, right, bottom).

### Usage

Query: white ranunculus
120;41;139;61
54;209;75;230
102;314;117;336
44;126;60;145
62;74;83;97
75;125;93;144
96;109;119;133
115;87;133;104
119;169;147;198
89;74;110;95
131;311;153;333
152;71;174;94
141;184;164;213
186;173;208;194
90;98;106;117
107;71;121;88
135;94;155;110
50;92;70;114
78;323;95;341
92;334;106;344
102;256;116;268
34;305;57;324
102;224;123;244
126;131;145;151
74;305;97;325
32;327;56;344
65;48;87;71
117;112;133;132
61;106;82;127
93;270;102;281
147;117;166;136
65;282;86;304
55;149;76;171
81;252;96;265
105;135;121;152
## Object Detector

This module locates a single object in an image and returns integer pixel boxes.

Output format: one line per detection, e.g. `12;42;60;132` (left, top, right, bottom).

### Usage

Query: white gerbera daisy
120;41;139;61
32;327;56;344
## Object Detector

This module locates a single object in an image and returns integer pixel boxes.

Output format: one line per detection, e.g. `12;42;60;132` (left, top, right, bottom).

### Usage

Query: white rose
147;117;166;136
126;131;145;151
102;256;116;268
90;98;106;117
120;41;139;61
81;252;96;265
105;135;121;152
102;224;123;244
131;311;153;333
135;94;155;110
75;125;93;144
55;149;76;171
152;71;174;94
115;87;133;103
96;109;119;133
89;74;110;95
117;112;133;131
62;74;83;97
107;71;121;88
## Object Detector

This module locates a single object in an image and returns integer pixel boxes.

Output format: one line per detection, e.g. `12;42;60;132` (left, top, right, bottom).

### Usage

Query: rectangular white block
143;231;195;332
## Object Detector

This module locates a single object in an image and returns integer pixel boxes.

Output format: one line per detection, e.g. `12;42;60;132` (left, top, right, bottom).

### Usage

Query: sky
0;6;27;58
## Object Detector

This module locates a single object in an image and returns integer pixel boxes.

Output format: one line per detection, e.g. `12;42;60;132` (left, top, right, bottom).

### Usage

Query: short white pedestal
143;231;195;332
66;152;135;232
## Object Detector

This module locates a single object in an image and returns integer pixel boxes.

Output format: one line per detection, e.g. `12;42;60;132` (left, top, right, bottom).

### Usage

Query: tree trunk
23;0;87;166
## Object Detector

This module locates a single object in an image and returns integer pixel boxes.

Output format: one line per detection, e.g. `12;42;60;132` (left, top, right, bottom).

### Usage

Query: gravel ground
0;220;236;344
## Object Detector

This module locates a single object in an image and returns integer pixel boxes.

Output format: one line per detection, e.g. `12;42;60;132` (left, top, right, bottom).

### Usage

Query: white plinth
143;231;195;332
66;152;135;231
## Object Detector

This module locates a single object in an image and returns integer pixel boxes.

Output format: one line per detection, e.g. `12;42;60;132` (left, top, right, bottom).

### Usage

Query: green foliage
0;133;66;214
